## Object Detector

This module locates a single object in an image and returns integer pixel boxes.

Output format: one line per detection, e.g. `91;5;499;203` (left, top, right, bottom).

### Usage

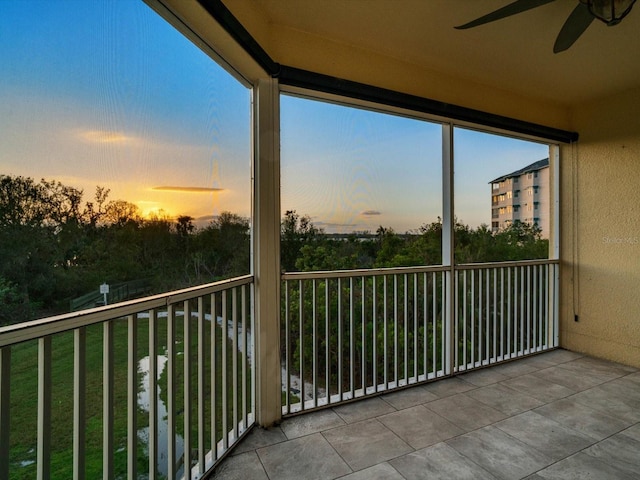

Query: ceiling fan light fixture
579;0;636;25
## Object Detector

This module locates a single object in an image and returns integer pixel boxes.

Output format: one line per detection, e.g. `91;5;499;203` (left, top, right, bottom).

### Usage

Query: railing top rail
455;258;559;270
0;274;254;348
282;264;449;281
281;258;559;281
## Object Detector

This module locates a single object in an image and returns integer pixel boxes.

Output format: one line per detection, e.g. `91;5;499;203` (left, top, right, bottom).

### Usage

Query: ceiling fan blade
455;0;556;29
553;2;595;53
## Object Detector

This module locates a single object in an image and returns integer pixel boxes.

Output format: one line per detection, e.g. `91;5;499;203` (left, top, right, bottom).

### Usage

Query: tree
281;210;322;272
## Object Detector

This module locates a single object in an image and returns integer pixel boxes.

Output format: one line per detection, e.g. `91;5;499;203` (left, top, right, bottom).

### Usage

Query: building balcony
216;349;640;480
2;258;604;480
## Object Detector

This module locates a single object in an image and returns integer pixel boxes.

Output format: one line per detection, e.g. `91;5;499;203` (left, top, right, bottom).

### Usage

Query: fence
0;275;254;480
281;260;558;414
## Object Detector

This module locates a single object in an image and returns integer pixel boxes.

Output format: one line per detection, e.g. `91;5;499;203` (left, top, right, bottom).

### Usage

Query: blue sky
0;0;251;223
281;96;549;232
0;0;549;232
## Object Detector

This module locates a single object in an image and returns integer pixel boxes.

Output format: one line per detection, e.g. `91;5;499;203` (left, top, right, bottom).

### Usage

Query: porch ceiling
223;0;640;107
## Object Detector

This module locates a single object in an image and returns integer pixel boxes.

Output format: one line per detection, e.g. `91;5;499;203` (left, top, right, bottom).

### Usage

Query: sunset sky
1;0;549;233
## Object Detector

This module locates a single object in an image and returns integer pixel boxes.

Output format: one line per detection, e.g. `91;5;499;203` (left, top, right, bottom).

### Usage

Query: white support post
550;144;561;347
442;123;455;376
253;77;282;426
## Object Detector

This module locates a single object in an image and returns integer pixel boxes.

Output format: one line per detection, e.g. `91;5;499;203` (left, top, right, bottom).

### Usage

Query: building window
507;191;513;199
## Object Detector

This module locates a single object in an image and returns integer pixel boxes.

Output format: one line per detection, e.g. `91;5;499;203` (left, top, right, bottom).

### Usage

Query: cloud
80;130;134;144
315;221;358;228
151;186;224;193
361;210;382;216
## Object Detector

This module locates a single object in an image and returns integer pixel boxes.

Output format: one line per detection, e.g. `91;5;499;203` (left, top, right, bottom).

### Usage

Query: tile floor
211;349;640;479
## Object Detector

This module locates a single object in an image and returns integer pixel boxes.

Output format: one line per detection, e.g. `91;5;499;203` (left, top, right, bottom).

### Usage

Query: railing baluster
167;304;177;479
533;266;538;352
73;327;86;480
37;336;52;480
149;309;158;479
372;276;377;392
0;347;10;480
312;279;318;408
349;277;355;398
197;298;205;475
463;270;467;370
232;290;238;447
507;267;512;358
284;282;290;414
127;314;137;480
422;273;427;380
325;279;330;402
210;293;217;461
383;275;388;389
299;280;305;408
361;276;366;394
394;274;398;387
500;268;505;361
544;264;550;349
337;278;343;401
103;322;114;480
403;274;408;385
413;273;418;382
250;282;256;424
526;266;531;354
480;269;484;364
492;268;497;363
485;268;490;365
441;271;446;376
470;270;475;368
242;285;248;432
184;299;192;476
221;291;228;450
512;267;520;357
520;266;525;355
432;272;436;378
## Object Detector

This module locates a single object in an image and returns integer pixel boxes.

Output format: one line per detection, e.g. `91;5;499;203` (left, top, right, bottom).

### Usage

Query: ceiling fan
455;0;636;53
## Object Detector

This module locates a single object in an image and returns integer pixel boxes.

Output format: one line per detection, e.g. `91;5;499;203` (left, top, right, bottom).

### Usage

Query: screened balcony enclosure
2;0;640;479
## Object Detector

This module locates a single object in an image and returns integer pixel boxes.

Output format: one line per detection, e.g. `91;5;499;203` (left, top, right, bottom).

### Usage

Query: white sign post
100;283;109;306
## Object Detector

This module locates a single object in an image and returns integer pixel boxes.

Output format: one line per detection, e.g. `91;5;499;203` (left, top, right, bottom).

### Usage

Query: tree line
0;174;547;325
0;174;250;325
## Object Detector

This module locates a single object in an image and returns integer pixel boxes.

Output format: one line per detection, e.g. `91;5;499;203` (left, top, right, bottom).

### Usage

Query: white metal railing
0;275;254;480
281;260;558;414
454;260;559;371
281;265;449;414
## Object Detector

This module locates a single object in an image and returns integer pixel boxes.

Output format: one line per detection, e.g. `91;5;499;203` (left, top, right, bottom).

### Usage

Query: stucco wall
561;87;640;367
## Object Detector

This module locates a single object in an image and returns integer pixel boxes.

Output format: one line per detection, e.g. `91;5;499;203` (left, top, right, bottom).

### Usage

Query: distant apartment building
490;158;549;237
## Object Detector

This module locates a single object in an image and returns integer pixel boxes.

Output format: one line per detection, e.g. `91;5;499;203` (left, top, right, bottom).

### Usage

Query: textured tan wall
560;87;640;367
